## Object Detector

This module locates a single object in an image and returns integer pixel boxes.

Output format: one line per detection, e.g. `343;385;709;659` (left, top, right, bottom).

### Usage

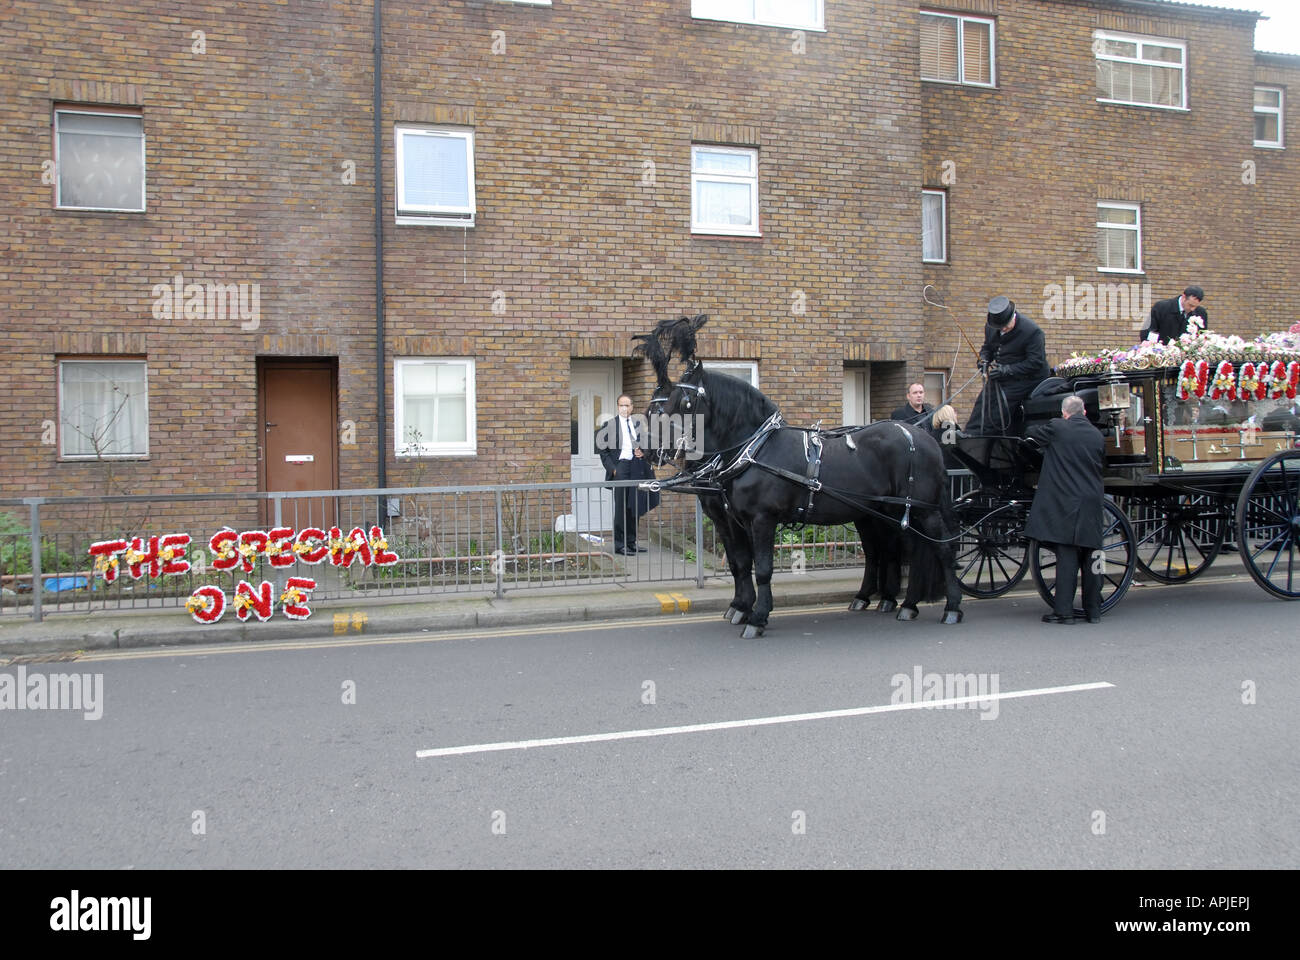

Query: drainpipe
373;0;387;492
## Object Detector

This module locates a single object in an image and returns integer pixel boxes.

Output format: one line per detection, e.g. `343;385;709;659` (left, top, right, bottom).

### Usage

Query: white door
569;360;620;533
843;365;871;424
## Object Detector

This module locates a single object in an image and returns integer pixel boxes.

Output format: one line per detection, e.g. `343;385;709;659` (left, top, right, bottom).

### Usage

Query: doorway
258;359;339;528
569;360;620;533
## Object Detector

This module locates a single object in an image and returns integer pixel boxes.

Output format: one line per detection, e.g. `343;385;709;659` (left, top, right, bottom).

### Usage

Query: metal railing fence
2;473;979;622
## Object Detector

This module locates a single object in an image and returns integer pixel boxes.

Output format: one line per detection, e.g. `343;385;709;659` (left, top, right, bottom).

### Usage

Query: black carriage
950;360;1300;615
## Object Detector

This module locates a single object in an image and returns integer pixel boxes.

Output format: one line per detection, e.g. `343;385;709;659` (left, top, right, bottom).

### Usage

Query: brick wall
921;0;1287;424
2;0;1295;510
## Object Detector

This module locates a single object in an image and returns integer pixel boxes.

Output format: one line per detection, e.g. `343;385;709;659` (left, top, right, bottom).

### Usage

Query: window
58;359;149;459
691;0;823;31
691;146;760;236
1255;86;1284;148
1097;202;1142;273
922;190;947;262
395;359;477;455
923;370;947;408
395;127;475;226
54;108;146;211
703;360;758;386
1094;30;1186;110
920;11;994;86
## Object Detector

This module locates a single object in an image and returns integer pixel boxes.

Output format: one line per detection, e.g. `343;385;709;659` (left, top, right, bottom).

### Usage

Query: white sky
1170;0;1300;56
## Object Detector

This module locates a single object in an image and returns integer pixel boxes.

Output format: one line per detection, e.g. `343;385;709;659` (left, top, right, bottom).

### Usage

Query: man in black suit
596;395;651;556
965;296;1051;434
1140;285;1208;344
1024;395;1106;624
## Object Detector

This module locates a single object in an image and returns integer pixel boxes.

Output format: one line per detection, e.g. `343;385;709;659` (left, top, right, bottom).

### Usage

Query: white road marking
416;681;1115;758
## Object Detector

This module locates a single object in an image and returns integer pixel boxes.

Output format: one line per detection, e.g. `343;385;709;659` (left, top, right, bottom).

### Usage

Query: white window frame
922;189;947;263
691;145;760;237
919;10;996;87
394;358;478;456
493;1;551;5
702;360;759;386
1097;201;1143;275
923;370;947;409
395;126;476;226
691;1;824;32
57;358;150;460
1093;29;1187;111
54;107;147;212
1255;86;1285;149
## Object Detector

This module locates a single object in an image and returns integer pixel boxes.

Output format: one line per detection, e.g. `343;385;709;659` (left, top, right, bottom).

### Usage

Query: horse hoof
723;606;739;621
877;599;898;613
741;624;765;639
729;609;749;625
848;598;869;612
940;610;964;625
895;606;919;621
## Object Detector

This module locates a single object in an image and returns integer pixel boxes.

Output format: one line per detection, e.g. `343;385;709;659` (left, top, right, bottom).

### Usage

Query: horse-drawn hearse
635;315;1300;637
953;325;1300;613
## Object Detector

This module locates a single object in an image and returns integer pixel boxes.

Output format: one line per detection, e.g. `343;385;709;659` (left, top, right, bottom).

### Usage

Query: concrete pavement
0;568;884;657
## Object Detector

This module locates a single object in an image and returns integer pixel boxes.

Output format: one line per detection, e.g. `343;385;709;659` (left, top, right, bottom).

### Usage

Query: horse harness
648;413;934;531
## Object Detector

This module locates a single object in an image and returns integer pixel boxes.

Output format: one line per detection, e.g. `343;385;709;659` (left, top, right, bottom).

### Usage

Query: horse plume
655;313;708;367
631;332;672;393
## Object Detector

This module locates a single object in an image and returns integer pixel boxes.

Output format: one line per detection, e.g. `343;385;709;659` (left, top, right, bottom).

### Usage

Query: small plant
0;512;76;589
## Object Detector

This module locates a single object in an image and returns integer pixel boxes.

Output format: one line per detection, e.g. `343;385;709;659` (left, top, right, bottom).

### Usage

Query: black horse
640;319;963;637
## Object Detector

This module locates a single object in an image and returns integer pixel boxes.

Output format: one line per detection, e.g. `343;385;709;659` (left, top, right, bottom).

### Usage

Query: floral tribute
1055;323;1300;400
89;525;400;624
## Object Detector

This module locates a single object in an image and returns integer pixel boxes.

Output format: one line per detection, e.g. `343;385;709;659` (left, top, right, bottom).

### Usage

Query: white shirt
619;416;635;460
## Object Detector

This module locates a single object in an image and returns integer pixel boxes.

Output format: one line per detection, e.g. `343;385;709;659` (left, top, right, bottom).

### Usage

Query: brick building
1;0;1295;520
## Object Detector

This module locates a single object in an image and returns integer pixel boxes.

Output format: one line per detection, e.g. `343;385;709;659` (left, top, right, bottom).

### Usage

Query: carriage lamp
1097;365;1129;443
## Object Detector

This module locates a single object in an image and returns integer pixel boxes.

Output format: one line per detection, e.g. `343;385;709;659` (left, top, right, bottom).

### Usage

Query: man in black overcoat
596;395;658;556
965;296;1051;434
1139;285;1208;344
1024;394;1106;624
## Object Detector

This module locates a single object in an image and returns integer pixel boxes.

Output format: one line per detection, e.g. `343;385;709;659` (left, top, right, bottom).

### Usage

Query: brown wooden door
259;360;338;528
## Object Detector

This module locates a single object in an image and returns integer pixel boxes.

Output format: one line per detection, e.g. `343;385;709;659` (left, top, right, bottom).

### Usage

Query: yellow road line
60;603;850;663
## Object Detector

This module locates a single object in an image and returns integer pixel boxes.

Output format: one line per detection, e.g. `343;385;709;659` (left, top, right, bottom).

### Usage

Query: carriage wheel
953;497;1030;599
1123;493;1228;584
1234;449;1300;600
1030;499;1136;616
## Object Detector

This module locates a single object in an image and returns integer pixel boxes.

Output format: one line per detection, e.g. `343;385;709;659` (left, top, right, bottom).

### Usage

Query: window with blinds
395;127;476;225
920;12;995;87
1094;30;1186;110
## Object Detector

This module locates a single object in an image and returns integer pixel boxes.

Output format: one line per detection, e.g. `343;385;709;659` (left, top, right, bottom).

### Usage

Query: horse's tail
904;533;949;603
